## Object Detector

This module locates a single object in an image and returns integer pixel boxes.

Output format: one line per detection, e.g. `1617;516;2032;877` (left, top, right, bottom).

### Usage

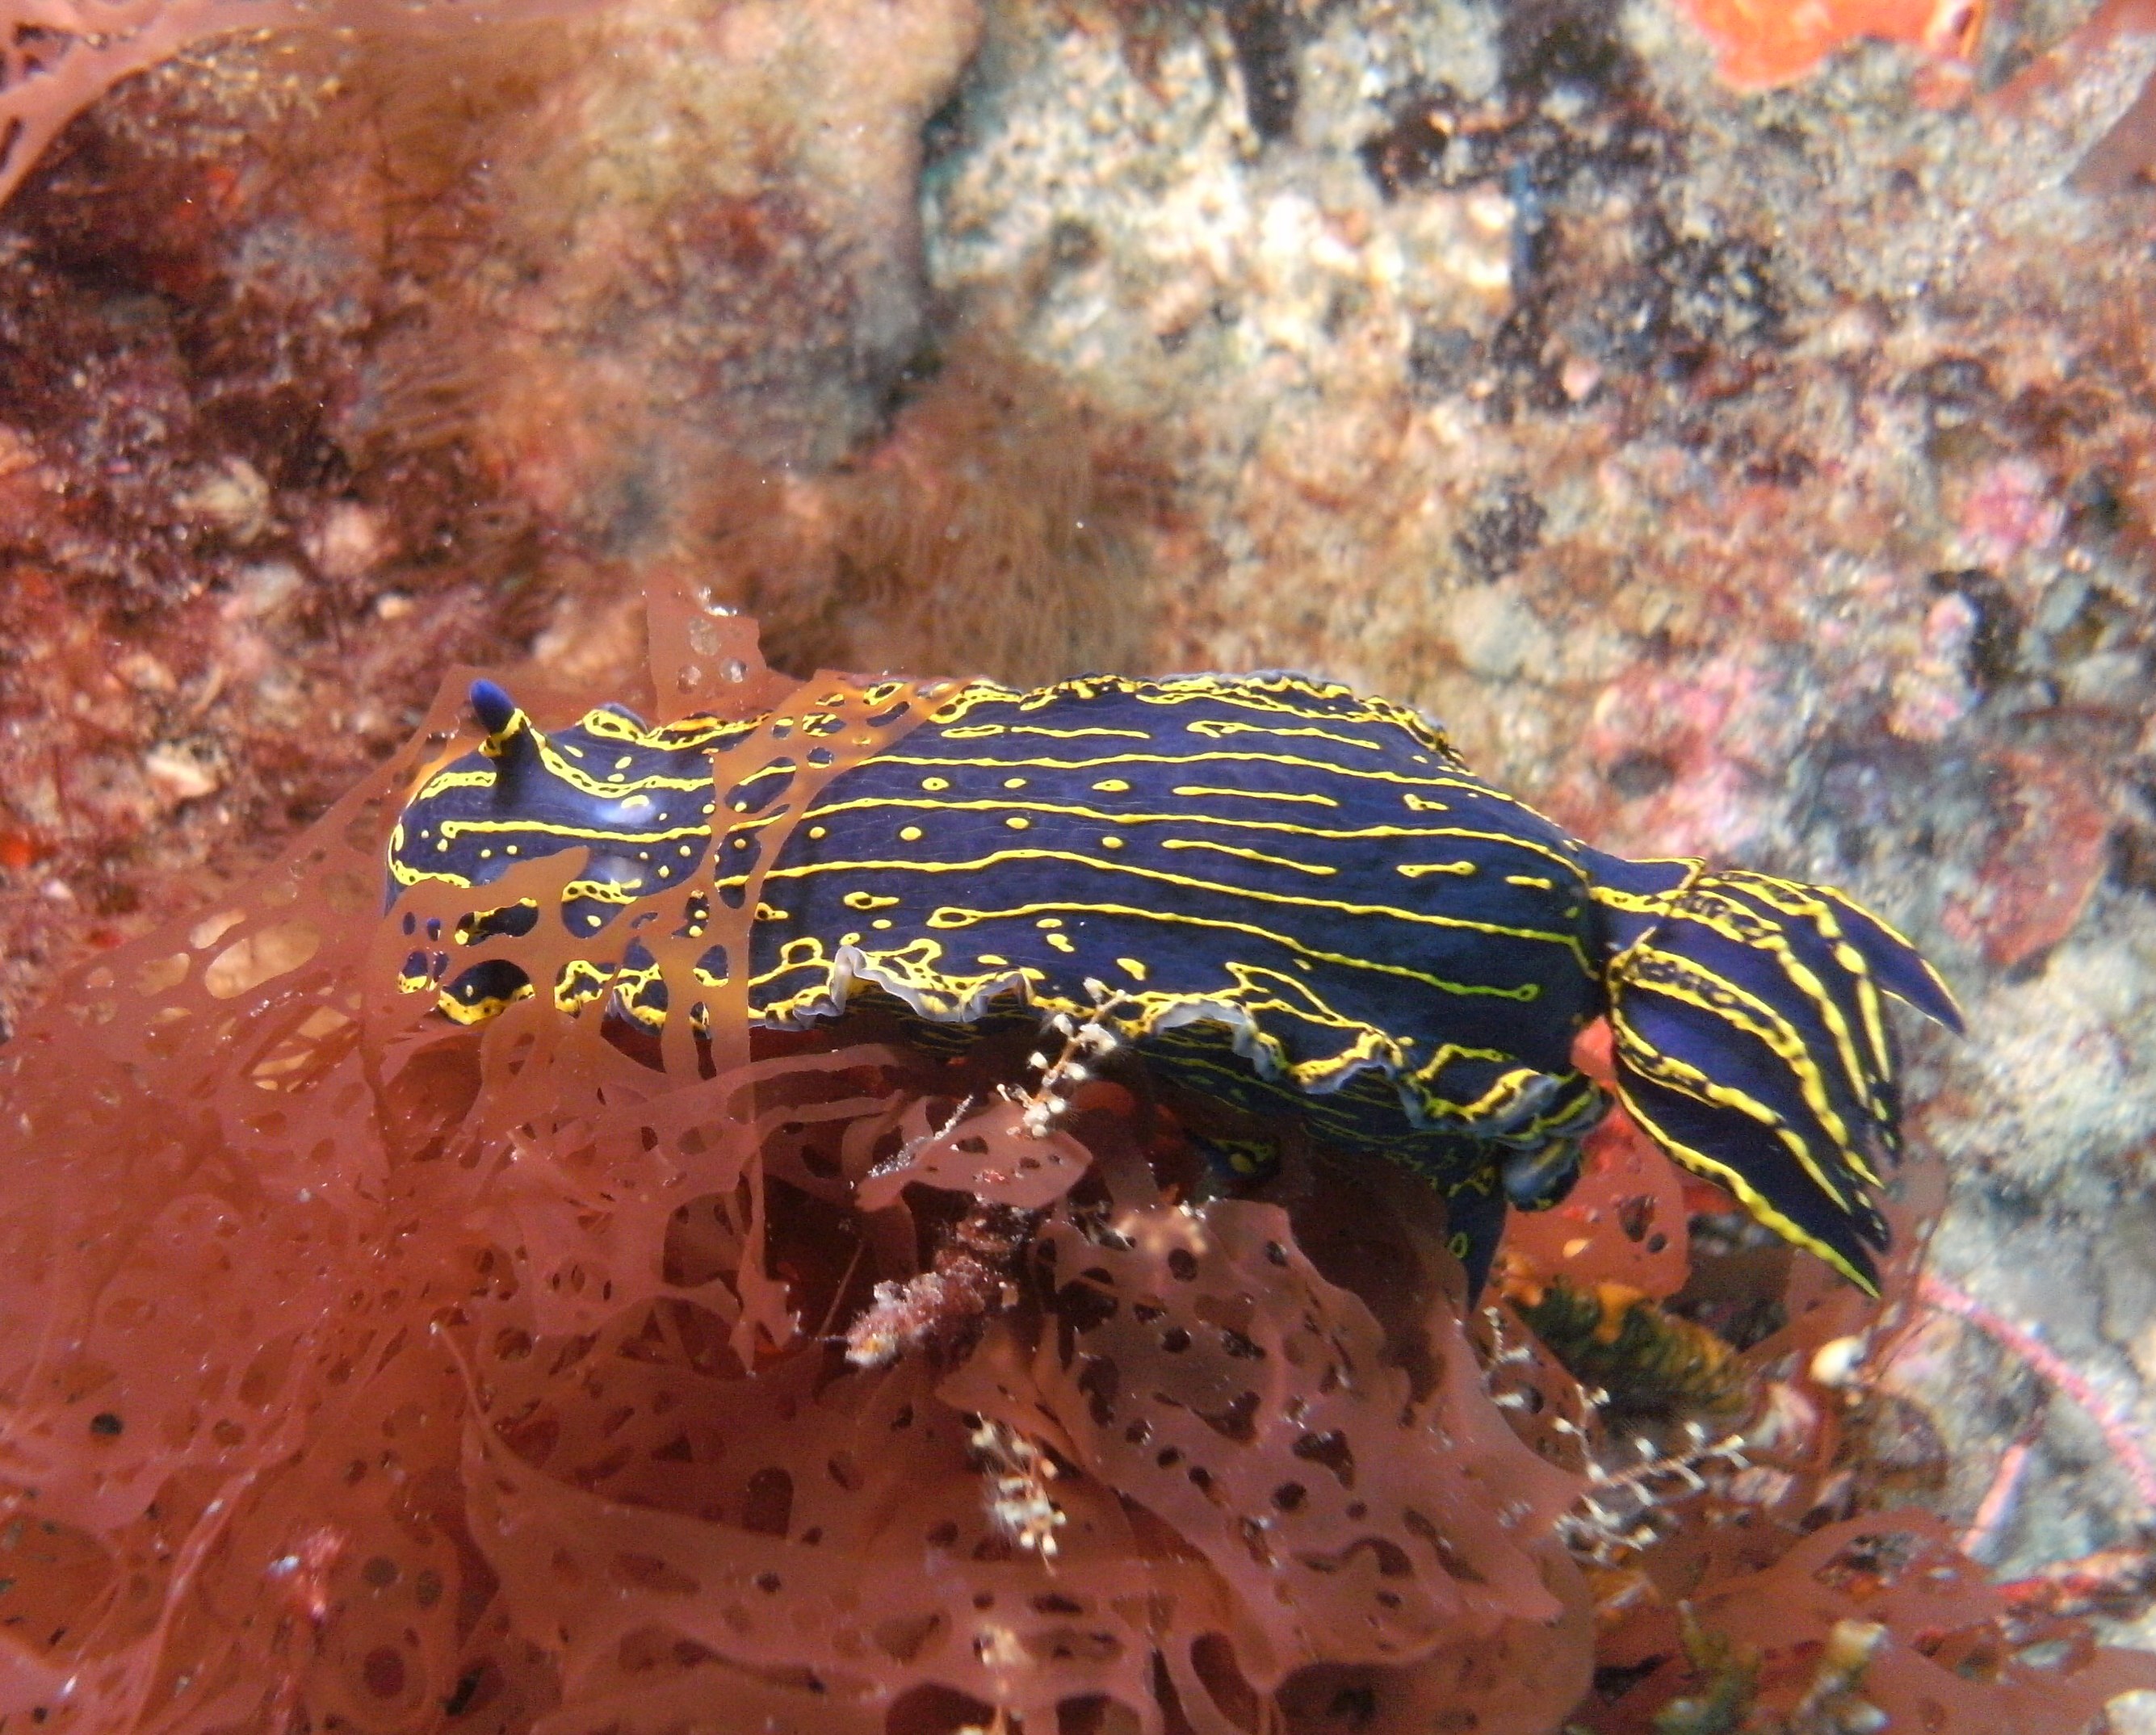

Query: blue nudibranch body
387;672;1960;1294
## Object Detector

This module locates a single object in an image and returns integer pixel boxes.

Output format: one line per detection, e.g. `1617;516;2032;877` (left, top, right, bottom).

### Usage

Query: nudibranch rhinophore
387;672;1960;1294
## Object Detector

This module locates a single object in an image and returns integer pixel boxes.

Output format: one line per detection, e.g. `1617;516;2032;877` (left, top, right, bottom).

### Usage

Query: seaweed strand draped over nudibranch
387;668;1961;1293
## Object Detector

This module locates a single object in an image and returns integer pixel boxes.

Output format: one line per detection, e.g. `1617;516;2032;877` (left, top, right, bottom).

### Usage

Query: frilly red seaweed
0;585;1593;1733
2;580;2150;1733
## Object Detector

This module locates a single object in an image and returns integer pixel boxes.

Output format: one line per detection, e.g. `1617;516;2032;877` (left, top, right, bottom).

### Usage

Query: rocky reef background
3;0;2156;1714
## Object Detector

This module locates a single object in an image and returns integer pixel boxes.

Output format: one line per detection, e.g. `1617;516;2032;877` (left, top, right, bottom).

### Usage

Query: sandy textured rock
923;0;2156;1592
0;0;984;1025
1;0;2154;1670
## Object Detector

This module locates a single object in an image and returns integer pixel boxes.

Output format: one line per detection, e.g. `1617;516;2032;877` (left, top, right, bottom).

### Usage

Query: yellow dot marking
1005;815;1030;830
809;825;828;839
1036;917;1063;929
1004;777;1028;789
978;953;1010;966
922;777;950;791
1398;861;1477;878
1116;957;1148;982
900;825;924;842
1046;932;1076;953
1093;777;1130;793
1101;836;1125;849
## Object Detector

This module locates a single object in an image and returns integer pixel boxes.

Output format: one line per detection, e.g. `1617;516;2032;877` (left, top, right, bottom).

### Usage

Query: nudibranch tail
1810;882;1964;1035
1597;864;1960;1293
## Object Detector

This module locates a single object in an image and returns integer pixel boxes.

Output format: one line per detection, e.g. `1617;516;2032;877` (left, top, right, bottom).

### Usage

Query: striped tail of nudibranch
1583;849;1963;1293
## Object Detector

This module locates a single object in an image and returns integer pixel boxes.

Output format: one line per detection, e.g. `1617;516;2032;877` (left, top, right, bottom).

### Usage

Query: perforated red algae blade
0;579;1593;1734
0;652;521;1727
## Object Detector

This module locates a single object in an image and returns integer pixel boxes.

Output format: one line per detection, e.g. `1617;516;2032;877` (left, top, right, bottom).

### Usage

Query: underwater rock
925;0;2156;1607
0;0;987;1029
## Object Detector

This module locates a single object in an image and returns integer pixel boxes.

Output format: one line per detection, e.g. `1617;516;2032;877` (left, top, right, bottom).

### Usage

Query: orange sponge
1672;0;1985;87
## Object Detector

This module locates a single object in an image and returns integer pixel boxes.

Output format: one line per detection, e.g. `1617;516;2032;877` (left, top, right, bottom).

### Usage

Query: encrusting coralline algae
6;0;2156;1725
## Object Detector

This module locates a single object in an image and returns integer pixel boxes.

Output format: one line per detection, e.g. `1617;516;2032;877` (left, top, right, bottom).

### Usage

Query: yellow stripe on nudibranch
1619;941;1869;1187
1614;1085;1881;1296
1170;784;1340;807
1160;837;1337;876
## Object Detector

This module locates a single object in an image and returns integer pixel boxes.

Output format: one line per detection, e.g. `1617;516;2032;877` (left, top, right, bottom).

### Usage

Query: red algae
1496;1026;1693;1302
0;587;1592;1733
1585;1508;2156;1733
0;0;997;1035
0;0;606;216
3;580;2151;1733
1550;1125;2156;1733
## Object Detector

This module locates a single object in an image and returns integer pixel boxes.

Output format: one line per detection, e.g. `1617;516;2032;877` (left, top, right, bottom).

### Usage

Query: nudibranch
387;672;1960;1294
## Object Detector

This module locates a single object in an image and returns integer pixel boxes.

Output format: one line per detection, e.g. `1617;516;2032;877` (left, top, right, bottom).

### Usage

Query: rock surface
2;0;2154;1699
922;0;2156;1626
